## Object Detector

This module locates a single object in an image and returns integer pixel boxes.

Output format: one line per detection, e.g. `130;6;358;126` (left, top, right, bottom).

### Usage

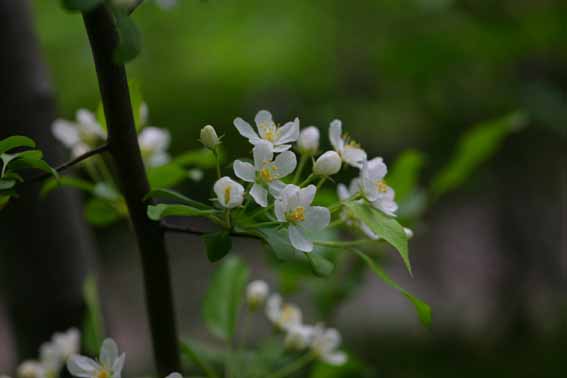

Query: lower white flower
310;326;347;366
138;127;171;167
337;183;379;240
234;110;300;152
329;119;366;168
246;280;269;309
360;158;398;216
265;294;302;331
213;177;245;209
17;361;44;378
284;324;314;350
67;338;125;378
233;141;296;207
52;109;106;151
274;184;330;252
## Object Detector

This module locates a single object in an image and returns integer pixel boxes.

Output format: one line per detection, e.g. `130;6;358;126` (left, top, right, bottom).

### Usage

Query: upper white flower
52;109;106;155
284;324;315;351
337;182;379;240
297;126;320;155
67;338;125;378
274;184;330;252
213;177;245;209
310;325;347;366
266;294;302;331
246;280;269;308
233;141;297;207
329;119;366;168
313;151;341;176
234;110;300;153
138;127;171;167
360;158;398;216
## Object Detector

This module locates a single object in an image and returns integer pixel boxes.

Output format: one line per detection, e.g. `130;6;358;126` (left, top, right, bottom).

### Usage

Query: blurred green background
5;0;567;377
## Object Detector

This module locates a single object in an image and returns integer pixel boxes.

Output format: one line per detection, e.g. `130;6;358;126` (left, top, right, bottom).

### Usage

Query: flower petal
303;206;330;232
274;199;286;222
329;119;343;151
276;118;300;144
289;225;313;252
273;144;292;153
250;184;268;207
111;353;126;378
67;356;100;378
367;157;387;180
76;109;97;126
280;184;301;211
234;118;260;142
322;351;347;366
52;120;80;147
299;185;316;207
268;180;286;198
233;160;256;182
254;110;273;126
253;141;274;169
165;373;183;378
337;184;350;201
100;339;119;369
273;151;297;179
343;146;367;168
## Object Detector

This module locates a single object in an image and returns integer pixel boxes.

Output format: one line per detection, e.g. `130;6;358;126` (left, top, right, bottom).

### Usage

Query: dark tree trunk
0;0;96;360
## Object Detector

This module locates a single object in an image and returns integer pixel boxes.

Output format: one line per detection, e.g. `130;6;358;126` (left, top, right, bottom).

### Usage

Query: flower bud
213;177;244;208
313;151;341;176
17;361;42;378
246;280;269;309
200;125;220;148
297;126;319;155
404;227;414;239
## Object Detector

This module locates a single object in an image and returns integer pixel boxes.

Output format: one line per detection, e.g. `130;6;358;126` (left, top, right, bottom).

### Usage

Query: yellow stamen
224;186;232;204
260;167;273;182
97;370;110;378
287;207;305;223
376;180;388;193
281;305;296;322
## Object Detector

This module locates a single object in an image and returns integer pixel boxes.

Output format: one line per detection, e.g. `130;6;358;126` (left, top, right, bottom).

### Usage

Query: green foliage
346;203;412;276
310;353;373;378
256;227;297;261
82;275;105;355
147;203;217;220
353;249;431;328
40;176;95;198
85;197;121;226
306;252;335;277
202;256;249;341
144;188;211;209
112;10;142;64
180;340;220;378
431;112;528;198
60;0;103;12
147;163;188;189
203;231;232;262
387;149;426;203
0;136;35;155
174;148;219;169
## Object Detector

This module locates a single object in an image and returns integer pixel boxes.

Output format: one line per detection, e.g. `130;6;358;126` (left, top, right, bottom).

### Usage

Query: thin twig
28;143;109;183
128;0;144;14
161;221;262;240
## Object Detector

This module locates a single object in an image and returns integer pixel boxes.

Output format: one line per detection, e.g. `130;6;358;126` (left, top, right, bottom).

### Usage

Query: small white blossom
213;177;245;209
51;328;80;361
297;126;320;155
199;125;220;149
17;361;44;378
337;183;379;240
313;151;341;176
360;158;398;216
138;127;171;167
404;227;414;239
234;110;300;152
52;109;106;156
233;141;297;207
246;280;269;309
274;184;330;252
310;325;347;366
329;119;366;168
284;324;314;350
67;338;125;378
266;294;302;331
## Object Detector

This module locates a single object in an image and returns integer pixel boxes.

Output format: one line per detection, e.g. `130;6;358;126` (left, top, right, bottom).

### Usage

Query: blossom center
281;305;297;322
224;186;232;204
376;180;388;193
260;123;278;142
96;369;110;378
287;207;305;223
342;133;360;148
259;165;278;182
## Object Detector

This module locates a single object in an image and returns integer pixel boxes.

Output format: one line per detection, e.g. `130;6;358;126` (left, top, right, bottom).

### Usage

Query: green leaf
347;203;412;276
0;180;16;190
85;198;121;226
202;256;249;341
144;188;211;209
40;176;95;198
431;112;528;198
353;249;431;329
305;252;335;277
180;340;220;378
82;275;105;355
203;231;232;262
128;80;145;131
61;0;103;11
256;227;297;261
147;204;217;220
7;157;58;179
113;11;142;64
0;136;35;155
174;148;218;169
93;183;121;201
147;163;187;189
0;195;10;210
387;149;426;203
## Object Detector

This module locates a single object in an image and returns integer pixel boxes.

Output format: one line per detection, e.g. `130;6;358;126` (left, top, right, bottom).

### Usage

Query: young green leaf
203;231;232;262
353;249;431;329
113;11;142;64
7;156;58;179
0;136;35;155
387;149;426;203
147;163;188;189
147;204;217;220
256;227;297;261
82;275;105;355
0;180;16;190
41;176;95;198
85;198;121;226
180;340;220;378
144;188;211;209
346;203;412;276
202;256;250;341
305;252;335;277
0;195;10;210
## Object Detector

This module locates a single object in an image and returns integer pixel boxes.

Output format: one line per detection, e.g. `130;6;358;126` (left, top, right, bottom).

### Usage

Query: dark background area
1;0;566;377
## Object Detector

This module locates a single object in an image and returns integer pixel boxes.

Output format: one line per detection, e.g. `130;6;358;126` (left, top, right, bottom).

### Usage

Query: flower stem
213;146;222;179
314;239;372;247
316;176;327;190
265;352;316;378
300;174;315;187
293;154;309;184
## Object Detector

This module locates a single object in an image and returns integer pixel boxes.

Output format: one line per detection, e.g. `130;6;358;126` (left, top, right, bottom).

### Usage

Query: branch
161;221;262;240
27;143;109;183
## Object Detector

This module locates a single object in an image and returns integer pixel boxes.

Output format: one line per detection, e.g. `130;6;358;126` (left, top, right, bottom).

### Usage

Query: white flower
52;109;106;153
51;328;80;361
138;127;171;167
233;141;297;207
310;326;347;366
360;158;398;216
67;338;125;378
234;110;300;152
213;177;245;209
313;151;341;176
274;184;330;252
39;343;63;378
199;125;220;149
266;294;302;331
246;280;269;309
329;119;366;168
404;227;414;239
337;183;379;240
284;324;314;350
17;361;44;378
297;126;319;155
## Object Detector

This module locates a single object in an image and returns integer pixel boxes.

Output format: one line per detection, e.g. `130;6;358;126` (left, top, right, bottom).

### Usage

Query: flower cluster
16;328;79;378
206;109;403;252
246;280;347;366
